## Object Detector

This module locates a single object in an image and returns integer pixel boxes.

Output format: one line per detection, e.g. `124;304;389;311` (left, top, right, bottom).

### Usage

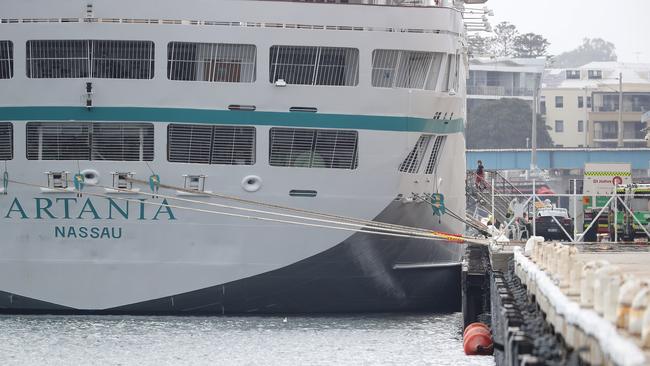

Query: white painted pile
514;241;648;366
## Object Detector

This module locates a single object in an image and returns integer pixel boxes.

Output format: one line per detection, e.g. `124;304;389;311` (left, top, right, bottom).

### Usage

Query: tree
492;22;519;57
513;33;550;58
553;38;617;68
468;35;493;57
466;99;554;149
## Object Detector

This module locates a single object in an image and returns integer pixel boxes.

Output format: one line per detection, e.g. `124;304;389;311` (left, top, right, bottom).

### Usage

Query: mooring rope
126;177;457;236
8;179;488;245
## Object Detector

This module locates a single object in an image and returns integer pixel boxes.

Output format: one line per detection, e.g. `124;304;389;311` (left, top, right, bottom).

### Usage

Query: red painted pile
463;322;493;356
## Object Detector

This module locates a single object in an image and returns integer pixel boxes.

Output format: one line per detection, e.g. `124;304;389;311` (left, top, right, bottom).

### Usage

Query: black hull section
0;201;464;315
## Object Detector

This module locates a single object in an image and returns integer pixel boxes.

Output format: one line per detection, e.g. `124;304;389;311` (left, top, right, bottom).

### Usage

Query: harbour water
0;313;494;366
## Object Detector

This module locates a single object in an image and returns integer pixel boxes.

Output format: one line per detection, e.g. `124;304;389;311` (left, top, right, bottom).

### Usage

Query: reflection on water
0;312;494;366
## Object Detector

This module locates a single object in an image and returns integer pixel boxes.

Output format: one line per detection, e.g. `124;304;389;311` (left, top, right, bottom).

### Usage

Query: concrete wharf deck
506;241;650;365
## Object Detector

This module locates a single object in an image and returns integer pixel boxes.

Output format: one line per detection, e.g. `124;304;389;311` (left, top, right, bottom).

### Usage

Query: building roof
469;57;546;73
543;62;650;89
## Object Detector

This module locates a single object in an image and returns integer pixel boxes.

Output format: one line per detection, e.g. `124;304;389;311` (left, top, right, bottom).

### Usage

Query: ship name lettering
2;197;176;221
55;226;122;239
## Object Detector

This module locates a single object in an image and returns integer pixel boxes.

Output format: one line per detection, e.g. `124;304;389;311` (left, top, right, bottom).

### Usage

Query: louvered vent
269;128;358;169
167;124;256;165
425;135;446;174
399;135;431;173
26;122;154;161
0;41;13;79
0;122;13;160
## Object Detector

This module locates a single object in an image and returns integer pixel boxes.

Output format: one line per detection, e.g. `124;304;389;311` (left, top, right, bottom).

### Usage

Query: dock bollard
629;287;650;335
642;304;650;348
594;265;620;315
617;279;645;329
568;258;583;296
604;273;625;323
580;261;608;308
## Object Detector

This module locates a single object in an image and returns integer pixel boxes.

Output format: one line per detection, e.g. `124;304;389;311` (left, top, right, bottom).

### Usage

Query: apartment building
542;62;650;148
467;57;546;112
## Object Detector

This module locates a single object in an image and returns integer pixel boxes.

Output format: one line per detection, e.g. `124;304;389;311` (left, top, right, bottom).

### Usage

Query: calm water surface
0;313;494;366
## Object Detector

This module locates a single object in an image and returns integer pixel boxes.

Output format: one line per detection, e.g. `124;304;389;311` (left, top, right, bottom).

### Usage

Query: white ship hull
0;0;468;313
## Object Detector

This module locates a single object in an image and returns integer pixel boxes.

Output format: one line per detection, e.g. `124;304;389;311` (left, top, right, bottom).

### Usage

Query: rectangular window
555;120;564;133
269;128;358;169
26;122;154;161
578;96;584;108
555;96;563;108
587;96;592;108
0;41;13;79
167;42;256;83
578;120;584;132
0;122;13;160
26;40;155;79
269;46;359;86
167;124;256;165
566;70;580;79
588;70;602;80
371;49;445;90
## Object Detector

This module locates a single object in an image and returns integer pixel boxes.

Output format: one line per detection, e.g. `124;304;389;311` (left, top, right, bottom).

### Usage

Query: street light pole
531;75;540;172
618;72;624;147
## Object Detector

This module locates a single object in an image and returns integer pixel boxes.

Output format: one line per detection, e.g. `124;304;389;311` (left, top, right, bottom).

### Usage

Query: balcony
467;85;535;98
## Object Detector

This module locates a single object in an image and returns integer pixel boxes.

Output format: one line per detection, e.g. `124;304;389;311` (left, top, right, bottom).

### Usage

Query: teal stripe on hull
0;107;464;134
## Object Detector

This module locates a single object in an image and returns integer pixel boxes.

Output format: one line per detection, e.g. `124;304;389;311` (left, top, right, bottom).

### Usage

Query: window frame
555;120;564;133
268;127;359;170
167;42;257;83
268;45;359;87
26;40;155;79
167;123;257;166
26;122;155;161
0;41;14;80
0;122;13;161
555;96;564;108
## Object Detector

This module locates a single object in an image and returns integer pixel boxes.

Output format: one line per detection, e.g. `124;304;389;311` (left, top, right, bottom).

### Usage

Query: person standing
475;160;486;191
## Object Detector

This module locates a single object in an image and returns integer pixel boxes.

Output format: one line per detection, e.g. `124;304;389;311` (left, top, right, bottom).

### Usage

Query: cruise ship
0;0;477;314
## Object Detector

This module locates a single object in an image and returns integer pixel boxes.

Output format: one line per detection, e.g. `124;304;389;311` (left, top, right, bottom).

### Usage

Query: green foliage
466;99;554;149
552;38;617;68
468;35;493;57
513;33;550;58
468;23;549;59
492;22;519;57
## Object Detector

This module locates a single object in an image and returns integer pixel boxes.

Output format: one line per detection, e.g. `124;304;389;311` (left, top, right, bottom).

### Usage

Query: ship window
0;122;13;160
26;40;155;79
269;46;359;86
167;124;256;165
424;135;446;174
26;122;154;161
399;135;431;173
371;50;445;90
0;41;13;79
269;128;358;169
167;42;256;83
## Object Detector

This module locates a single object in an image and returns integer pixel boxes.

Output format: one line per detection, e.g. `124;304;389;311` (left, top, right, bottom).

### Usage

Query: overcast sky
485;0;649;63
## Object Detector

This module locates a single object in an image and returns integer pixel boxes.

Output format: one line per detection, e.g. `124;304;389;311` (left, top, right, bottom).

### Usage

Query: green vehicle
610;185;650;241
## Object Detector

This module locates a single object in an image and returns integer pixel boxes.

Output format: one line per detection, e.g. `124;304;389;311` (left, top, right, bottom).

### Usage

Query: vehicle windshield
537;209;569;218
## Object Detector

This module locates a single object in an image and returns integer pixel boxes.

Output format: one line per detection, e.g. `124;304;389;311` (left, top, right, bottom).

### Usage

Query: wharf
478;240;650;366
